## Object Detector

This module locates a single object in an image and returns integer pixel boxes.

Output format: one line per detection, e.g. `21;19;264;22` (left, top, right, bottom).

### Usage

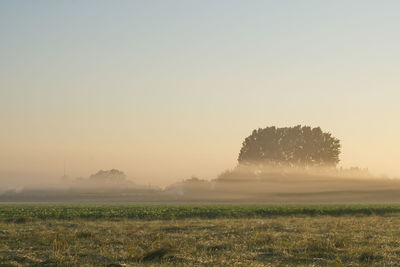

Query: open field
1;204;400;266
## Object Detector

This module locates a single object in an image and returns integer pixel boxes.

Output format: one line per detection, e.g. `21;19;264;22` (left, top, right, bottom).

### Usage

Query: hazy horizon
1;1;400;187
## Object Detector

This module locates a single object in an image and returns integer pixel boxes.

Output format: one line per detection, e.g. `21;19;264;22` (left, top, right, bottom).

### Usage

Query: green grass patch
1;203;400;221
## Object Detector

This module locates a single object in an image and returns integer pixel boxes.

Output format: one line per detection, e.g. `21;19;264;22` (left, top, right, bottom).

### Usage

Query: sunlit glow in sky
1;1;400;186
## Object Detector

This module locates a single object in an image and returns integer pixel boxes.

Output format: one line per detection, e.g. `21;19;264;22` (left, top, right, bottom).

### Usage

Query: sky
1;1;400;186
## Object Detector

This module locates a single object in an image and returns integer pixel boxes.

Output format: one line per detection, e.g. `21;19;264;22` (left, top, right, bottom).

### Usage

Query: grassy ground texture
1;204;400;266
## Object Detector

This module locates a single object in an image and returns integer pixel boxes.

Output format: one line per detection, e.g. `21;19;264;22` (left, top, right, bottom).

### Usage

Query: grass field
1;204;400;266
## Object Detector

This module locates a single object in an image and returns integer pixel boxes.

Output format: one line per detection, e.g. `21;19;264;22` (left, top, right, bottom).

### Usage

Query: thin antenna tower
62;160;67;179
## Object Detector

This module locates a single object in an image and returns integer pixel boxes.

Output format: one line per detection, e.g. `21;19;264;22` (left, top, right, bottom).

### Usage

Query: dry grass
1;210;400;266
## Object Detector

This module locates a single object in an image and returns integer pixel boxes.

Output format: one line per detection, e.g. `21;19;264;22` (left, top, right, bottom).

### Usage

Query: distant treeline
1;125;397;203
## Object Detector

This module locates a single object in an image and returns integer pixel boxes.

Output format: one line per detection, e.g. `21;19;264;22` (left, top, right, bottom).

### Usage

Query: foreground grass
1;205;400;266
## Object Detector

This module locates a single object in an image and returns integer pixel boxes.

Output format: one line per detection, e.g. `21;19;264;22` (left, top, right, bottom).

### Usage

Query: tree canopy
238;125;341;167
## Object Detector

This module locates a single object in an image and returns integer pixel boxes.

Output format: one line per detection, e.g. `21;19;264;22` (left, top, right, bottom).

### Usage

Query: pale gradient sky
1;1;400;186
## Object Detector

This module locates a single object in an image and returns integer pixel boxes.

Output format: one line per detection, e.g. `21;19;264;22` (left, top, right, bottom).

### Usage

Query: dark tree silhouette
238;125;341;167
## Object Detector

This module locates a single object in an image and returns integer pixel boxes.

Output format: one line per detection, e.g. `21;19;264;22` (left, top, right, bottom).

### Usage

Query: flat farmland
1;204;400;266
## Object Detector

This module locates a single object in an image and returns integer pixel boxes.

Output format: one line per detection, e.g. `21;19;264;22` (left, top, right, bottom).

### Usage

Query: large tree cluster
238;125;341;167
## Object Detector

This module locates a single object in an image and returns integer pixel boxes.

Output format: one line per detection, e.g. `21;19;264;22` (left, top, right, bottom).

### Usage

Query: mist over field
1;2;400;205
1;125;400;203
1;163;400;203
